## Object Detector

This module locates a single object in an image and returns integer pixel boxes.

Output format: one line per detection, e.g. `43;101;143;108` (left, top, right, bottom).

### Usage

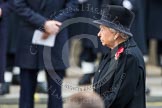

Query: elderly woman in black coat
93;5;146;108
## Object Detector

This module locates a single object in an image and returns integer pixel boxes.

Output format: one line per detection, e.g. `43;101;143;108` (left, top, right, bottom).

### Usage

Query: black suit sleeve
54;0;79;22
104;54;141;108
0;0;13;17
13;0;47;28
111;0;123;5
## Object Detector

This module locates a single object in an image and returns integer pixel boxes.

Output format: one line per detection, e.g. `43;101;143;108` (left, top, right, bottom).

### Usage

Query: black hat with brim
93;5;135;37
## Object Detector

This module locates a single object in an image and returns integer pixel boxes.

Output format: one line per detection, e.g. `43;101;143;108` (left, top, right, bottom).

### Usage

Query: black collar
109;37;136;59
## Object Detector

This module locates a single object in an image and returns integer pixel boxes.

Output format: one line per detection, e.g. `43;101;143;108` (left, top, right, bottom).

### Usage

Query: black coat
146;0;162;40
13;0;79;70
7;13;20;54
93;38;146;108
0;0;12;82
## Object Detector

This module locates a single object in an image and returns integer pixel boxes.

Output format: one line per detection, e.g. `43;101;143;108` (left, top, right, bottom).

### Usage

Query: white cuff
13;67;20;74
37;71;46;82
78;0;88;4
5;72;13;82
143;55;148;63
123;0;133;10
81;61;95;74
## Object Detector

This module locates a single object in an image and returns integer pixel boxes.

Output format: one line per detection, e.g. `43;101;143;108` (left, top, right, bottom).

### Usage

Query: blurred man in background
13;0;79;108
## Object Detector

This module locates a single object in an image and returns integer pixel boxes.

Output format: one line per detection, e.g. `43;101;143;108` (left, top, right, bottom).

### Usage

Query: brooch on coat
115;47;124;60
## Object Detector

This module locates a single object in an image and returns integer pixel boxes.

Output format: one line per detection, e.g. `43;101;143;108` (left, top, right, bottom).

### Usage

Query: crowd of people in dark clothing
0;0;162;108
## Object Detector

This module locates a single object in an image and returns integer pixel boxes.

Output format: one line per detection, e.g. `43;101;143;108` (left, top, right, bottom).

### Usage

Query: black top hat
94;5;135;36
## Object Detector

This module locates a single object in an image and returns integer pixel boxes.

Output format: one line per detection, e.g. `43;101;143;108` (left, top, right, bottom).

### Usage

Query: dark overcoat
13;0;79;70
146;0;162;40
7;13;20;54
93;38;146;108
6;13;20;67
0;0;12;82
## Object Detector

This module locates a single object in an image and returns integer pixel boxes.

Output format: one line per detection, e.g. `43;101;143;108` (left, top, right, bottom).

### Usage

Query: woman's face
98;25;116;48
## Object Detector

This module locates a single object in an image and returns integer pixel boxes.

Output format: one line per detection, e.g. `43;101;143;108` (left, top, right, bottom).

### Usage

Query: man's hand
0;8;2;17
44;20;62;36
42;32;50;40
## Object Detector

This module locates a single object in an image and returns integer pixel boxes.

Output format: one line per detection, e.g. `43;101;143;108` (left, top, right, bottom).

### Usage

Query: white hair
109;28;129;40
